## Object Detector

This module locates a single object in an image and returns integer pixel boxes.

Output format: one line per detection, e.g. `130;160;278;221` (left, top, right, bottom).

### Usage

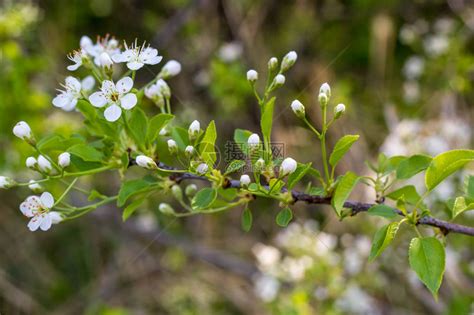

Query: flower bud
247;133;260;150
168;139;178;154
196;163;209;175
268;57;278;71
13;121;32;140
280;157;297;176
161;60;182;78
291;100;305;118
246;69;258;82
58;152;71;168
171;185;183;201
240;174;251;187
318;93;328;107
334;103;346;119
159;203;175;215
255;158;265;170
136;155;158;170
281;51;297;72
188;120;200;140
185;145;195;158
159;127;169;136
319;82;331;99
99;52;113;68
272;74;285;88
28;180;43;193
26;156;37;169
0;176;15;189
156;79;171;98
49;211;63;224
37;155;52;173
185;184;198;197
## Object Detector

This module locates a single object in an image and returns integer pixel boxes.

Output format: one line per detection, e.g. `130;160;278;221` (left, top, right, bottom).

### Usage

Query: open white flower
81;35;121;67
19;192;61;232
67;49;88;71
13;121;32;140
52;76;95;111
89;77;137;122
113;41;162;70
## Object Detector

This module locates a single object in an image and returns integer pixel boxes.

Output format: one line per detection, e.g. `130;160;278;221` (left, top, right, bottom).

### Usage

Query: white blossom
196;163;209;175
80;35;120;67
58;152;71;168
0;176;15;189
19;192;61;232
113;40;162;70
89;77;137;122
37;155;52;173
248;133;260;149
67;49;88;71
280;157;297;176
99;52;113;68
26;156;37;169
188;120;201;139
136;155;157;170
247;69;258;82
291;100;305;118
240;174;251;187
13;121;32;140
161;60;182;77
53;76;95;111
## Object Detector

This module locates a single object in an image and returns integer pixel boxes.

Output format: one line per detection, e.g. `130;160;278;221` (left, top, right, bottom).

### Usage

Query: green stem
61;196;118;221
321;106;331;185
54;178;78;206
303;117;321;138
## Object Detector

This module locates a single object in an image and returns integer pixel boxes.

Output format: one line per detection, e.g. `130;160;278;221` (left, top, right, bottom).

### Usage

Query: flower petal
20;196;40;217
120;93;137;110
101;80;116;94
81;76;95;91
28;217;41;231
40;192;55;209
65;76;81;91
89;92;107;108
116;77;134;93
49;211;63;224
145;55;163;65
104;104;122;122
126;61;144;70
62;98;78;111
52;93;70;108
67;63;81;71
39;214;52;231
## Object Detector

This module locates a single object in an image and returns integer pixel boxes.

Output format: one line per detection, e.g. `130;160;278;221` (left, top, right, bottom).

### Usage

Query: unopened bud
159;203;175;215
334;103;346;119
136;155;158;170
247;133;260;151
188;120;200;140
318;93;328;107
185;184;198;197
272;74;285;88
240;174;251;187
319;82;331;99
28;180;43;193
291;100;305;118
185;145;195;158
37;155;52;173
161;60;181;78
171;185;183;201
280;157;297;176
26;156;37;169
268;57;278;71
58;152;71;168
99;52;113;68
196;163;209;175
255;158;265;171
168;139;178;154
13;121;33;142
0;176;15;189
246;69;258;82
281;51;297;72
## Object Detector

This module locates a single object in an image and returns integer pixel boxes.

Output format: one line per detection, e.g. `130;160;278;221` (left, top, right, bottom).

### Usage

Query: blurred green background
0;0;473;314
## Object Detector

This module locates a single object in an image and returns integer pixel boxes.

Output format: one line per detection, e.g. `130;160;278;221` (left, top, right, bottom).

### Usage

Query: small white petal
62;98;78;111
104;104;122;122
81;76;95;91
120;93;137;110
40;192;54;209
28;217;42;231
101;80;116;94
67;63;81;71
65;76;82;91
127;61;144;70
89;92;107;108
116;77;134;93
39;214;52;231
52;93;70;108
145;55;163;65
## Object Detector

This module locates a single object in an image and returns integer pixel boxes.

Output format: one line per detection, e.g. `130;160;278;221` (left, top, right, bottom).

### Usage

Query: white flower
81;35;121;66
281;51;297;72
19;192;59;232
240;174;251;187
26;156;37;169
13;121;32;140
99;52;114;68
112;41;162;70
188;120;201;139
248;133;260;149
37;155;52;173
247;69;258;82
89;77;137;122
268;57;278;71
161;60;182;77
196;163;209;175
334;103;346;118
67;49;88;71
58;152;71;168
273;74;285;86
291;100;305;118
53;76;95;111
185;145;195;157
28;180;43;192
136;155;157;169
0;176;15;189
319;82;331;98
280;157;297;176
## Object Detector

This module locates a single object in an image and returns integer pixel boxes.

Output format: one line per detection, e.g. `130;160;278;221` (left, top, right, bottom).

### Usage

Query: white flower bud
58;152;71;168
280;157;297;176
156;79;171;98
13;121;32;140
37;155;52;173
171;185;183;201
318;93;328;107
0;176;15;189
26;156;37;169
247;133;260;150
136;155;158;170
185;145;195;157
159;203;175;215
196;163;209;175
240;174;251;187
49;211;63;224
247;69;258;82
168;139;178;154
291;100;305;118
273;74;285;87
162;60;181;78
334;103;346;119
99;52;113;68
319;82;331;98
255;158;265;170
281;51;297;72
185;184;198;197
28;180;43;193
188;120;201;140
159;127;169;136
268;57;278;71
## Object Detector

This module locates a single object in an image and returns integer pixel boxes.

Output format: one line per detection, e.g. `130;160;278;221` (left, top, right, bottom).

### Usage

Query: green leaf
466;176;474;199
68;144;103;162
308;167;322;180
331;171;359;216
425;149;474;191
287;162;312;190
452;197;474;219
386;185;421;205
128;108;148;147
396;155;432;179
260;97;275;145
384;155;406;174
241;208;253;232
266;178;285;194
329;135;359;168
369;222;400;261
118;177;157;207
192;188;217;210
171;126;190;150
409;237;445;297
233;129;253;156
276;207;293;227
367;204;398;219
147;113;174;143
122;198;146;221
224;160;246;175
199;120;217;166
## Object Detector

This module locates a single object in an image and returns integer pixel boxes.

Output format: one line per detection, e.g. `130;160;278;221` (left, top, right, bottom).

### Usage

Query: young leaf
260;97;275;145
425;149;474;191
467;176;474;199
68;144;103;162
452;197;474;219
192;188;217;210
224;160;246;175
386;185;421;205
329;135;359;168
122;198;145;221
369;221;400;261
287;162;312;190
128;108;148;147
367;204;398;219
409;237;446;297
233;129;253;156
147;113;174;143
396;154;432;179
118;177;157;207
241;208;253;232
276;207;293;227
331;172;359;217
199;120;217;166
171;126;189;150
